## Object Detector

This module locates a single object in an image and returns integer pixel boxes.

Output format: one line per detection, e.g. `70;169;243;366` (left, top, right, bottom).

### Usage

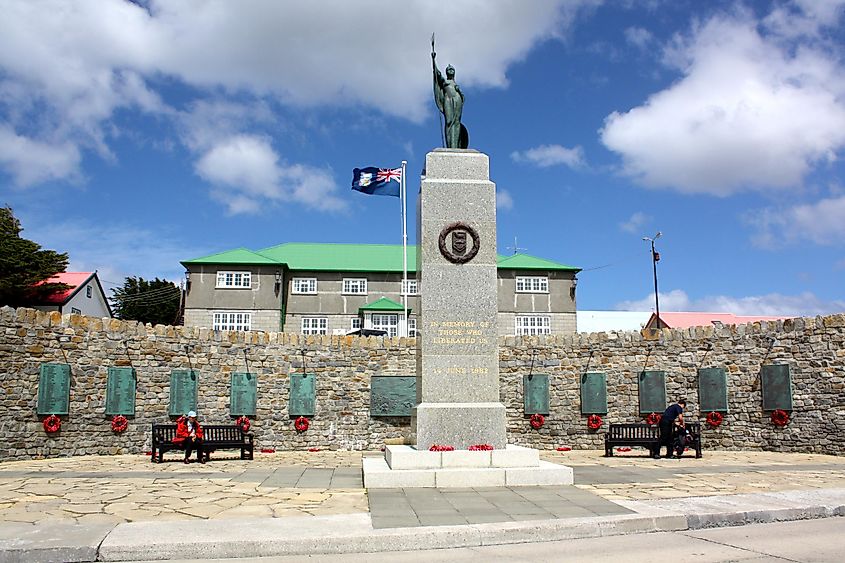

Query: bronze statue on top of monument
431;35;469;149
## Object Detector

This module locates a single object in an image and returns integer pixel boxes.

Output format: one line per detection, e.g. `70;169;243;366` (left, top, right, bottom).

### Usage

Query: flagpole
401;160;408;338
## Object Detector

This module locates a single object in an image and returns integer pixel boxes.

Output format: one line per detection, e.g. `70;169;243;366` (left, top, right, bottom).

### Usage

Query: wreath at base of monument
294;416;309;432
587;414;603;430
771;409;790;427
529;413;545;429
43;415;61;433
706;411;723;427
111;415;128;433
645;412;662;426
468;444;493;451
429;444;454;452
235;416;251;433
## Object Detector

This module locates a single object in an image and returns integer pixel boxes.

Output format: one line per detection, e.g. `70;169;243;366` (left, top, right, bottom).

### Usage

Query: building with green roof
181;243;580;336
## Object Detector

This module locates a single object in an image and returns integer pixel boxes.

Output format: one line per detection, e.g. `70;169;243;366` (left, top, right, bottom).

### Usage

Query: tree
0;206;69;308
110;277;181;326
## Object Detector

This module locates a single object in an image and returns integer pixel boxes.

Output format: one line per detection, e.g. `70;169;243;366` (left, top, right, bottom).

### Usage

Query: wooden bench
151;423;254;463
604;422;702;458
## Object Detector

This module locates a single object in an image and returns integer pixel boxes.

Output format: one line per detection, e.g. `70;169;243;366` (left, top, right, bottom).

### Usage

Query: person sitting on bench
173;411;205;464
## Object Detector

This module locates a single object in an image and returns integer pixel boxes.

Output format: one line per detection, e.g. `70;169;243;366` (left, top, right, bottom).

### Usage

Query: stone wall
1;306;843;460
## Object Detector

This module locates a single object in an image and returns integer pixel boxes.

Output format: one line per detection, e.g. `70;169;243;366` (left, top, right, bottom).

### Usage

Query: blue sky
2;0;844;316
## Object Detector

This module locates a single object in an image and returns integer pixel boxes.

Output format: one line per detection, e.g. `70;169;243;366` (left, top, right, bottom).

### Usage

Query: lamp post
642;232;662;329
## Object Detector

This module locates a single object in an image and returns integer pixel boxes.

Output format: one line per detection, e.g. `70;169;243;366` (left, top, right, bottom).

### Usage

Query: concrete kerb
96;511;688;561
5;489;845;561
94;490;845;561
0;521;116;563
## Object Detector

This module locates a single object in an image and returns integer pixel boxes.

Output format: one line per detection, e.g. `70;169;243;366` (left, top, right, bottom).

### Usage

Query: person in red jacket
173;411;205;464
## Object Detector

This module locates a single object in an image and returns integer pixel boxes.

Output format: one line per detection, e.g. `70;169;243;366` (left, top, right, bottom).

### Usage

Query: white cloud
625;26;653;50
20;216;204;283
616;288;845;317
0;126;81;186
195;135;345;214
600;7;845;196
619;211;650;233
511;144;586;169
496;189;514;211
746;195;845;247
0;0;598;189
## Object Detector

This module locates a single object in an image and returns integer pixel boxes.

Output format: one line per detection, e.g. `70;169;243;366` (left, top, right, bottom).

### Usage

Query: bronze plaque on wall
169;370;198;416
290;373;316;417
638;370;666;414
230;372;257;416
580;372;608;414
761;364;792;411
105;367;136;415
370;375;416;417
698;367;728;412
523;374;550;415
37;363;71;415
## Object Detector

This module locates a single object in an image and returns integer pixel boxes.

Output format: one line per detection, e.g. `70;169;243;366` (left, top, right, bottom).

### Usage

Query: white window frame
372;313;399;337
408;317;417;337
213;311;252;331
515;315;551;336
401;279;418;295
292;277;317;294
216;271;252;289
301;317;328;335
350;317;361;331
516;276;549;293
71;307;81;314
342;278;368;295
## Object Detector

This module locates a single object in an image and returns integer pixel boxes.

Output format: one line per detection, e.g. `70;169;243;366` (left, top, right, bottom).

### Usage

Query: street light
642;232;662;329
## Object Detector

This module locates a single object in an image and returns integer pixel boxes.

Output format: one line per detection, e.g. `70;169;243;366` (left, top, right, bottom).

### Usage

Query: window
516;315;551;336
402;279;418;295
302;317;328;335
372;313;399;337
516;276;549;293
71;307;81;314
350;317;361;330
216;271;252;288
342;278;367;295
292;278;317;294
213;311;252;331
86;286;92;298
408;317;417;337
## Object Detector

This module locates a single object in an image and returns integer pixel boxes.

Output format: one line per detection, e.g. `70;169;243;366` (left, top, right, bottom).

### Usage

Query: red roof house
31;272;112;318
645;311;791;330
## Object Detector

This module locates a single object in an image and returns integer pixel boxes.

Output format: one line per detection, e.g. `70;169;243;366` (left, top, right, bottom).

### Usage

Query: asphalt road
141;516;845;563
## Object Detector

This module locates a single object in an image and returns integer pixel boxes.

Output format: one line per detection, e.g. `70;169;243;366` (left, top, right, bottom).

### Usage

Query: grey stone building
181;243;579;336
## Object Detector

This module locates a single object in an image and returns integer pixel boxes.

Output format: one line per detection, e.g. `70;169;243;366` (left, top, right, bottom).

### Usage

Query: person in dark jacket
657;399;686;459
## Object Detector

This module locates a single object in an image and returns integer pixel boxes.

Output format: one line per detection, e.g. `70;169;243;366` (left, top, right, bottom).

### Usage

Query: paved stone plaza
1;450;845;526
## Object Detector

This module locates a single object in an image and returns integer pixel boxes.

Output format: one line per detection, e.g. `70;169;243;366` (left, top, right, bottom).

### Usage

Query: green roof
182;243;578;273
359;297;408;311
496;253;580;272
257;243;418;272
182;247;278;266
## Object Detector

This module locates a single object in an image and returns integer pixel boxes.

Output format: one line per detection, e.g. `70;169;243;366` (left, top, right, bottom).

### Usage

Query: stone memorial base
363;445;574;489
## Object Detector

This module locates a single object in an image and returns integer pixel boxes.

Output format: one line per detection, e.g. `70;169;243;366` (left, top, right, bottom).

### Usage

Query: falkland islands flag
351;167;401;197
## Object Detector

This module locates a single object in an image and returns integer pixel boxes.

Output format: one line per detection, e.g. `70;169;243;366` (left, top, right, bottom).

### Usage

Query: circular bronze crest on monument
438;222;480;264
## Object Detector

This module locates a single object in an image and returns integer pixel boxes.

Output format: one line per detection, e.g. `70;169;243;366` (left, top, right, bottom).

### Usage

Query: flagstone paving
0;450;844;525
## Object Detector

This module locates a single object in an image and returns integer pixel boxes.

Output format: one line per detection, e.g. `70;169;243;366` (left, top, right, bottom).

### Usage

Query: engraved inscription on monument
105;367;136;415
